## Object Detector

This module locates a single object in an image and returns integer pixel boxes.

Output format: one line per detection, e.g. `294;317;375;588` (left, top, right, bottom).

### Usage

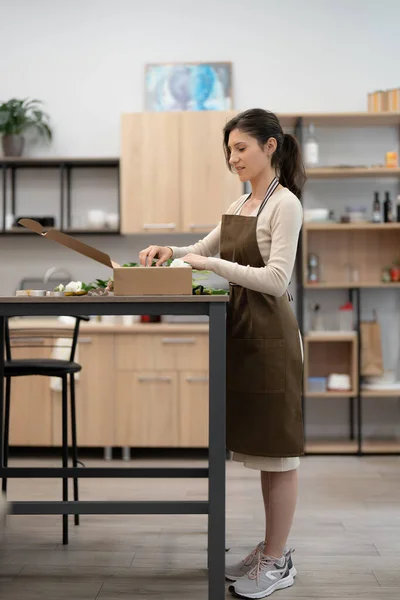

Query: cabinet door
180;111;243;233
116;332;208;371
120;112;181;233
52;334;115;447
9;341;53;446
115;371;179;447
179;372;209;447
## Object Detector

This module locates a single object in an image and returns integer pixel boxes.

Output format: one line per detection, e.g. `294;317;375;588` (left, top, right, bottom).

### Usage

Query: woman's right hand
139;245;173;267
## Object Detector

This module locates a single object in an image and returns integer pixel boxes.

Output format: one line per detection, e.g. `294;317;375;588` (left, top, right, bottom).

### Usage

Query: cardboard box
19;219;193;296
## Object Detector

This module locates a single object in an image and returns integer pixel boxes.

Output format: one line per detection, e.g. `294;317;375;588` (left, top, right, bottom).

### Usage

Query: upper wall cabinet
180;111;243;233
121;113;181;234
120;111;243;234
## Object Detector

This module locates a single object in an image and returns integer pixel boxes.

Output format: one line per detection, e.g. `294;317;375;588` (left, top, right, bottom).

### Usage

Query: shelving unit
294;112;400;456
302;222;400;289
278;112;400;127
307;167;400;179
0;157;120;235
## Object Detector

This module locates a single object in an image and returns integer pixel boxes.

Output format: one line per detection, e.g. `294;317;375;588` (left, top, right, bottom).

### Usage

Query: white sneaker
229;554;294;598
225;542;265;581
225;542;296;582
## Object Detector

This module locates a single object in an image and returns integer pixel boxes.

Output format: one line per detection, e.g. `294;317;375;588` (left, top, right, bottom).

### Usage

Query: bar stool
2;316;89;544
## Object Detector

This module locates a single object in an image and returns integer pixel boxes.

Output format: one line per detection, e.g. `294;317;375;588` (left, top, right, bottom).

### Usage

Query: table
0;295;227;600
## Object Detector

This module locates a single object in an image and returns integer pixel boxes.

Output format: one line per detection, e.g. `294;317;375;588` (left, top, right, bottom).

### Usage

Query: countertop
9;319;209;334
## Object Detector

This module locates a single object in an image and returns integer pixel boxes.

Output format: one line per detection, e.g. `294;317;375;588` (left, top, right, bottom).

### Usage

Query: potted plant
0;98;52;157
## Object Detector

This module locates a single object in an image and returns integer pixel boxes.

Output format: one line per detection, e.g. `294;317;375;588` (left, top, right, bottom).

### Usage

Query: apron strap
257;176;280;216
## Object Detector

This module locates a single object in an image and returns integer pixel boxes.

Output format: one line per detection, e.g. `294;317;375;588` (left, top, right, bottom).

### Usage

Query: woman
139;108;305;599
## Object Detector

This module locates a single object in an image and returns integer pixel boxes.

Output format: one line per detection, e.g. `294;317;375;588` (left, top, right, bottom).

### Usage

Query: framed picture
145;62;233;111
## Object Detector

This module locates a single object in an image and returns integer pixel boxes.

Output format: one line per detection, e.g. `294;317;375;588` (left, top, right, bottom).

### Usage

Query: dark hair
223;108;306;199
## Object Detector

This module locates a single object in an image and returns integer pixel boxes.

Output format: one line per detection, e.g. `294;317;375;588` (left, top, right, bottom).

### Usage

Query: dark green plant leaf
0;97;52;139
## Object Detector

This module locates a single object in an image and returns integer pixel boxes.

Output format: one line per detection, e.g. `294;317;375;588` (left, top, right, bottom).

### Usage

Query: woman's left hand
182;253;209;270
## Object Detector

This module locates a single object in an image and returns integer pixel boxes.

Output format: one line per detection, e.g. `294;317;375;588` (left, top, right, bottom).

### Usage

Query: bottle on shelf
372;192;382;223
304;123;319;167
384;191;393;222
310;303;324;331
307;253;319;283
339;302;354;331
396;194;400;222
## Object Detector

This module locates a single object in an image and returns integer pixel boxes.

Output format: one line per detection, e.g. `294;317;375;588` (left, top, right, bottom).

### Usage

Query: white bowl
304;208;330;222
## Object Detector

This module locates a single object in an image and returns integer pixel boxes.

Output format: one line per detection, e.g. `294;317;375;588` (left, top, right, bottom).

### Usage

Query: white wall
2;0;400;156
1;0;400;440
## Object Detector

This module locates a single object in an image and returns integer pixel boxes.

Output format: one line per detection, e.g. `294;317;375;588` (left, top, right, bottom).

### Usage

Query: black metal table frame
0;297;227;600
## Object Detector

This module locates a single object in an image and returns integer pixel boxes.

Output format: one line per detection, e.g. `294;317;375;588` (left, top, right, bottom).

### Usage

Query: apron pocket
228;338;285;394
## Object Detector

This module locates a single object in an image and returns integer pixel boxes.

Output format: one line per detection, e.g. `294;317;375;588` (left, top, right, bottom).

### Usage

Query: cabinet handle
11;336;46;343
189;223;217;230
142;223;176;230
161;337;196;344
78;337;93;344
138;376;173;383
185;376;209;383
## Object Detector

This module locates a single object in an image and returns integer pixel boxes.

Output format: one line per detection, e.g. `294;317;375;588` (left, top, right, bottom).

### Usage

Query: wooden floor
1;454;400;599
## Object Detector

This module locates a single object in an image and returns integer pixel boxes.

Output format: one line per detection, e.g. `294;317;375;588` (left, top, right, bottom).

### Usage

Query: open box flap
18;219;120;269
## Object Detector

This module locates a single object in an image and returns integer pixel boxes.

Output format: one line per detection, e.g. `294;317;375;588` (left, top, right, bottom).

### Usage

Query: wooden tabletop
0;295;229;304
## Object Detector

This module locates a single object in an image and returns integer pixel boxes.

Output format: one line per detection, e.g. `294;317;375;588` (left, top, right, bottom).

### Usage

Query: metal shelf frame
0;158;120;235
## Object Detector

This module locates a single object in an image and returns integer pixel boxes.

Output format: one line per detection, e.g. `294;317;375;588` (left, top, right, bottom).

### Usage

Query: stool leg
70;373;79;526
2;377;11;494
61;375;68;545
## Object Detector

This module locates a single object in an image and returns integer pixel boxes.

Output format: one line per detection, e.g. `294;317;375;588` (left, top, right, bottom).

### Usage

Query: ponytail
279;133;306;200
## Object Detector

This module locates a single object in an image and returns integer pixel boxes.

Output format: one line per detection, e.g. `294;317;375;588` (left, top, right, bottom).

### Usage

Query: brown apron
221;180;304;457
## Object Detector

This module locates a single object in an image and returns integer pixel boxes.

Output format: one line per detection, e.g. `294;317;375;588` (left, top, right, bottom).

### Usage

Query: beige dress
169;187;303;472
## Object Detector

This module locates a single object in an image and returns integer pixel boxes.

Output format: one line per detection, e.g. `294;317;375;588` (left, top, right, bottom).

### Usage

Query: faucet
43;266;73;284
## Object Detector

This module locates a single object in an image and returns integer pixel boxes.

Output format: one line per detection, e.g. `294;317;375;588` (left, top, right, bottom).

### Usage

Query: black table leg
0;317;4;475
208;303;226;600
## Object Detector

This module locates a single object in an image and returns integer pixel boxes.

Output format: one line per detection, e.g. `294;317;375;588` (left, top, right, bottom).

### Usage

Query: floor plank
1;455;400;599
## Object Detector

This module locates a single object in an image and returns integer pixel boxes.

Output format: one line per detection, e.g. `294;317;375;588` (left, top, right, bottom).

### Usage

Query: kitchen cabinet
180;111;242;233
120;112;181;234
52;334;115;447
8;323;210;450
8;341;53;446
120;111;243;234
115;371;179;447
178;371;209;447
114;331;209;447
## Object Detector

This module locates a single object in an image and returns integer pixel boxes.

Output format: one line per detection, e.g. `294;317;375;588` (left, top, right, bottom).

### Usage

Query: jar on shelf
382;266;392;283
390;260;400;282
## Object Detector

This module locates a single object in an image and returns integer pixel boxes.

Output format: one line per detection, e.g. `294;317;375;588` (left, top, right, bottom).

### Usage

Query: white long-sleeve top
169;187;303;297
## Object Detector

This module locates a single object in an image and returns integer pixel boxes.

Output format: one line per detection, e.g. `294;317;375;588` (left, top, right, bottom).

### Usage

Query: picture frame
145;62;233;111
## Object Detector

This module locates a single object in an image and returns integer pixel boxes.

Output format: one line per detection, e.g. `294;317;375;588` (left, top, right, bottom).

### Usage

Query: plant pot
2;134;24;157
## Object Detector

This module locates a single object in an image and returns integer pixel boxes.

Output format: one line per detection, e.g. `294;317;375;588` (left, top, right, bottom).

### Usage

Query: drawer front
116;333;208;370
115;370;179;447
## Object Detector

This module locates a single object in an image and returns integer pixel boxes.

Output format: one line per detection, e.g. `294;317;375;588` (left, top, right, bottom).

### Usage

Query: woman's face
228;129;275;182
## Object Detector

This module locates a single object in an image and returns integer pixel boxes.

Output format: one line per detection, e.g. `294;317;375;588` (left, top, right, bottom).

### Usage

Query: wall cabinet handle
78;337;93;344
138;376;173;383
161;337;196;344
142;223;176;230
185;376;209;383
189;223;217;230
